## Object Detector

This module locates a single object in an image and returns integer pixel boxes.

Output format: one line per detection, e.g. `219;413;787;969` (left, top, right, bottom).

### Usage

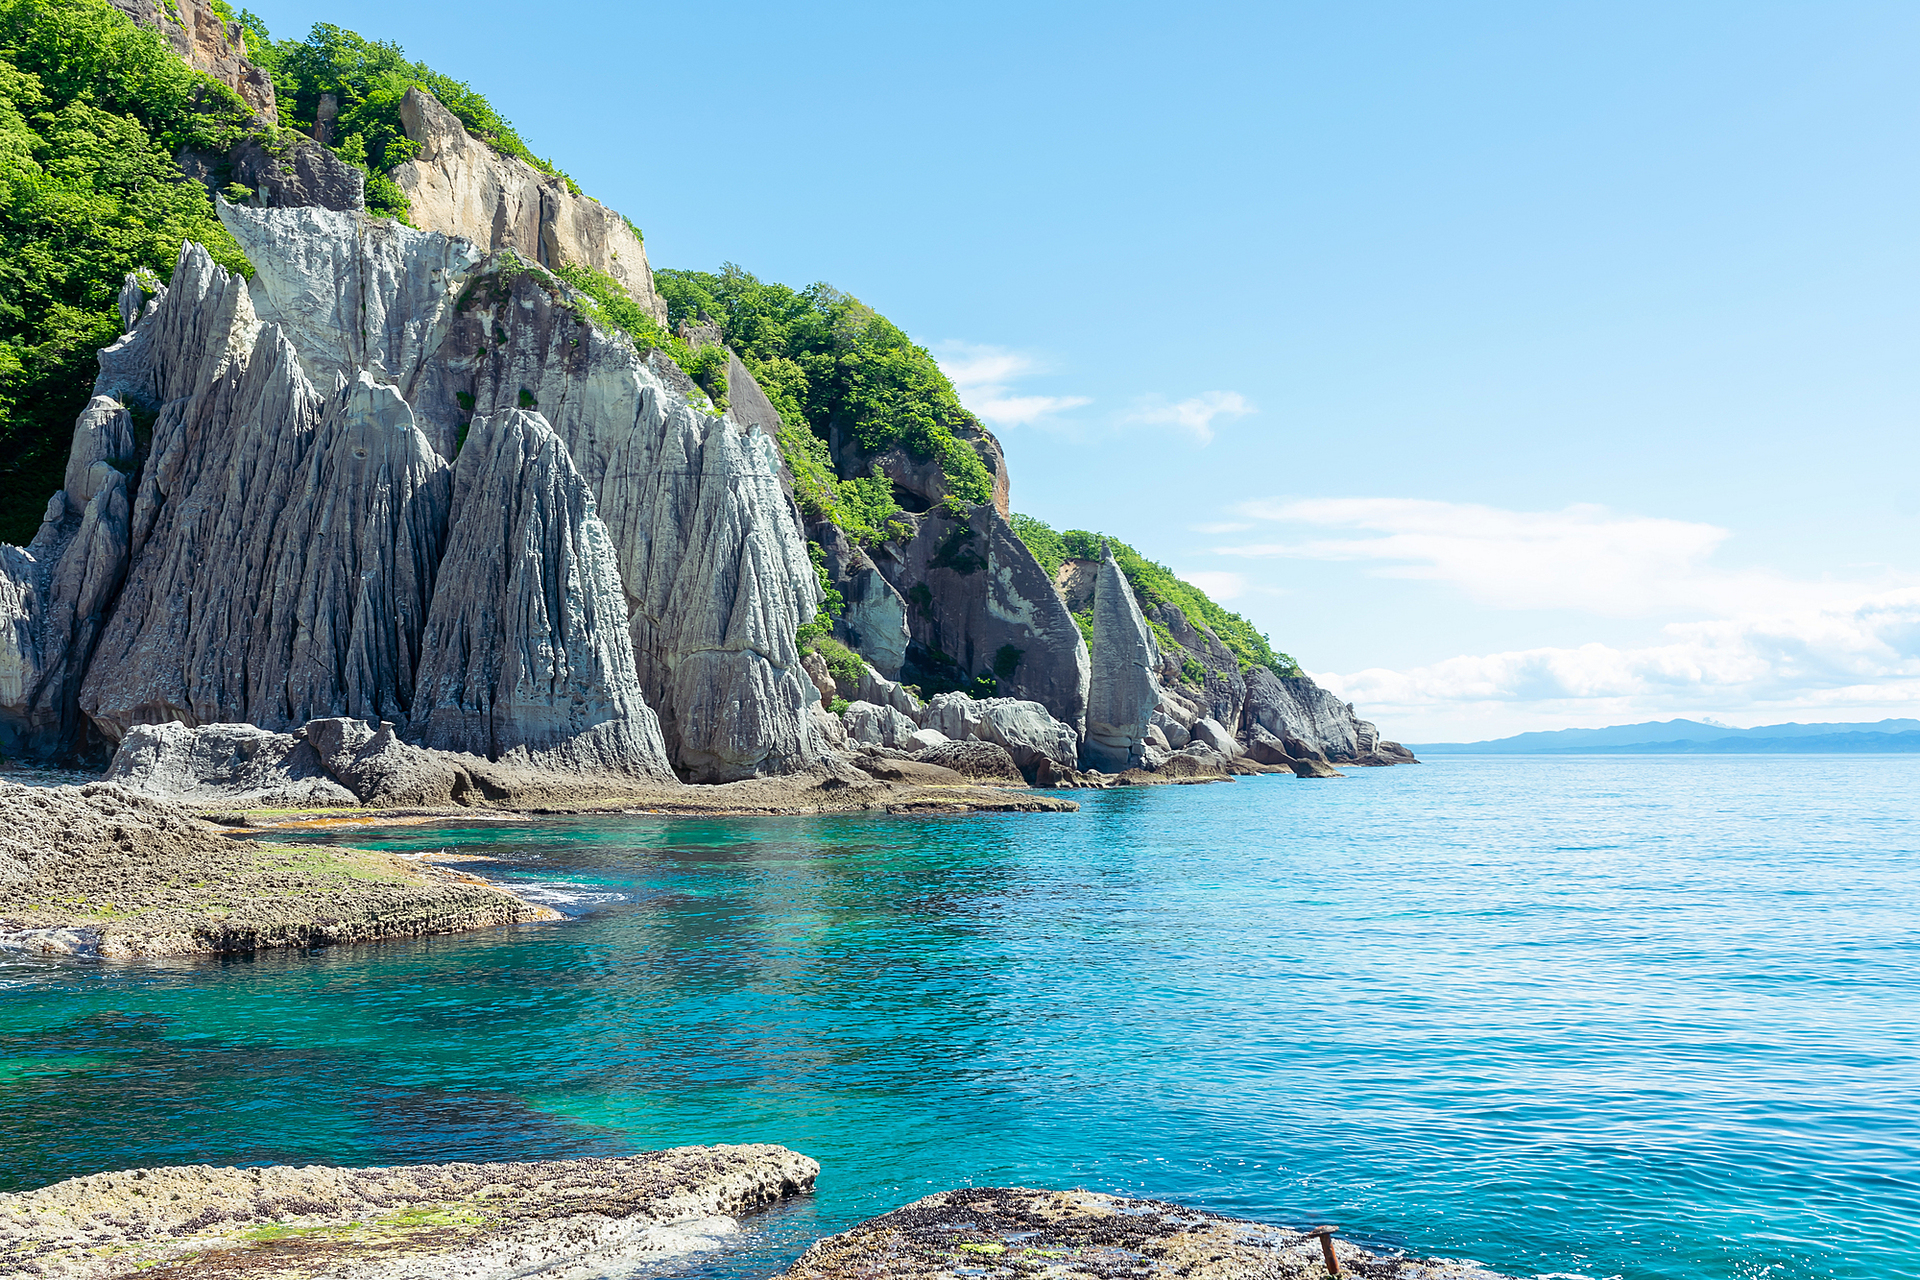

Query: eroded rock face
871;504;1088;733
1149;601;1248;731
1082;544;1160;772
392;87;667;324
4;200;825;782
410;410;674;776
410;258;825;781
812;521;910;678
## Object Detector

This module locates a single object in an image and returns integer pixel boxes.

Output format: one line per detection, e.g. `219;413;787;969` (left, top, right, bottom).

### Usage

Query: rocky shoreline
0;1157;1517;1280
0;763;1086;957
788;1187;1514;1280
0;780;562;957
0;1147;817;1279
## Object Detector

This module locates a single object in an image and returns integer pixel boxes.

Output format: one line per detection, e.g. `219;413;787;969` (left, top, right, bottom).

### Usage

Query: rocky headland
0;0;1413;813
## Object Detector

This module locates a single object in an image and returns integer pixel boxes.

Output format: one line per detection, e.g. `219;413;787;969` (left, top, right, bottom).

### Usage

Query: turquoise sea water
3;756;1918;1279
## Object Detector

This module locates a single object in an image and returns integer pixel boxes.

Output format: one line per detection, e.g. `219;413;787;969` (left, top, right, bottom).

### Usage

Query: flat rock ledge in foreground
781;1187;1512;1280
0;781;554;957
0;1146;818;1279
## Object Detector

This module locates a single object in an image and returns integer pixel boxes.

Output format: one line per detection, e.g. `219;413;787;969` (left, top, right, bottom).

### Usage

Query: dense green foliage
653;265;995;540
236;13;577;219
1008;512;1301;679
0;0;254;544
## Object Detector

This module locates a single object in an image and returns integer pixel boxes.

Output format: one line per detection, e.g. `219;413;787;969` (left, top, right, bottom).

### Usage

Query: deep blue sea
3;756;1917;1280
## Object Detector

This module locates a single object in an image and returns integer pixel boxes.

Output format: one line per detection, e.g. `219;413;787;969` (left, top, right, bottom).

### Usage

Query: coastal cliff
0;0;1412;794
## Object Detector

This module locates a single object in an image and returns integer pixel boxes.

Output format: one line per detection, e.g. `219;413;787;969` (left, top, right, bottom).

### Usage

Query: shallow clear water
4;756;1918;1280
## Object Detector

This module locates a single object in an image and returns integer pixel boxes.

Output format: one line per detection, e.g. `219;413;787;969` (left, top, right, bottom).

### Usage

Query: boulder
1081;542;1160;772
854;664;923;719
915;739;1023;784
904;727;950;753
1244;724;1295;767
1144;723;1171;752
842;701;917;750
975;699;1077;771
809;703;849;751
801;651;837;702
104;721;356;808
1030;756;1099;789
1152;712;1190;748
1289;755;1343;779
917;694;1077;778
1189;717;1239;757
921;691;983;742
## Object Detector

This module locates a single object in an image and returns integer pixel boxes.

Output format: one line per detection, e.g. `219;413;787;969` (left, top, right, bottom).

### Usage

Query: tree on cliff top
654;265;997;540
0;0;253;545
236;12;579;220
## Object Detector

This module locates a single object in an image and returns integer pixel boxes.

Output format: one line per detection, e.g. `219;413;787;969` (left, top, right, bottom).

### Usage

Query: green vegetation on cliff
654;265;995;539
1009;513;1301;678
0;0;254;545
235;14;578;220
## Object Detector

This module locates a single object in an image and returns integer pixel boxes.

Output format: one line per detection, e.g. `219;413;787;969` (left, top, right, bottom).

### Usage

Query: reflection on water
3;757;1919;1280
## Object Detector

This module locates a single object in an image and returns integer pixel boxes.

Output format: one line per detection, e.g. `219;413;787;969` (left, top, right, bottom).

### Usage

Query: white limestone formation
1081;543;1161;772
410;410;673;776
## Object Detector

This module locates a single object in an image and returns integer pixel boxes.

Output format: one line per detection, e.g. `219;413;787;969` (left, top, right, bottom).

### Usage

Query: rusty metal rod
1306;1225;1340;1275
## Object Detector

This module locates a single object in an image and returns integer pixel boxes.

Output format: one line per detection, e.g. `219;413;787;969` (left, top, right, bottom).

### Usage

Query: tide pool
4;756;1917;1279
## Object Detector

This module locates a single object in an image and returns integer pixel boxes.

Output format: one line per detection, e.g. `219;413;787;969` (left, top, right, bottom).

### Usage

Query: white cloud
1217;497;1887;619
1177;570;1248;602
934;341;1091;428
1312;587;1920;738
1125;391;1254;445
1220;496;1920;738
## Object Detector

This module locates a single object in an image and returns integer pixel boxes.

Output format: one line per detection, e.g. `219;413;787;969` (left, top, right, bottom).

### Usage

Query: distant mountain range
1409;719;1920;754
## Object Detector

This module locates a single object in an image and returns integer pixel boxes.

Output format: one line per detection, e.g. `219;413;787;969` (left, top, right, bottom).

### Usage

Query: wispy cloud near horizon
1225;496;1920;738
1125;391;1254;444
934;341;1091;428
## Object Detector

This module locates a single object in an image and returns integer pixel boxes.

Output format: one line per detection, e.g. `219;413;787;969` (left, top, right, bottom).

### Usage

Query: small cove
3;756;1917;1279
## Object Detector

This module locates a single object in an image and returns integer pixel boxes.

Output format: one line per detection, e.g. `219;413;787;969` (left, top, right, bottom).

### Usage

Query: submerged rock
781;1186;1514;1280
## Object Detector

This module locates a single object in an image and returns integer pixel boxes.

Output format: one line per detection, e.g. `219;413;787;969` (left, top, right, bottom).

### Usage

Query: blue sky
244;0;1920;740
